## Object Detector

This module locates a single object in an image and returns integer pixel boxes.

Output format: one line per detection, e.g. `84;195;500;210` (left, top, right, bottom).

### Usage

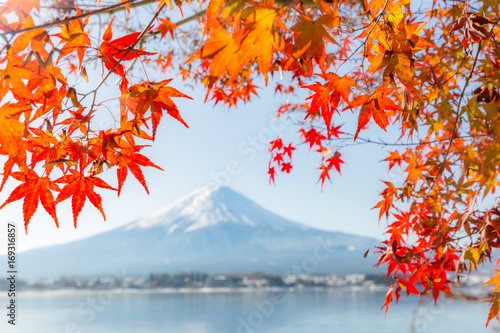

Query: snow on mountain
11;186;380;279
124;185;310;232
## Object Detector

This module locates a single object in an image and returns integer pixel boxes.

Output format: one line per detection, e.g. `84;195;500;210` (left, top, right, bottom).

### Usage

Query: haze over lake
0;289;494;333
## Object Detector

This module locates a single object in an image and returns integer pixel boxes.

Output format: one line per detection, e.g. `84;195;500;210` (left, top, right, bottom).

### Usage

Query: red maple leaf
0;170;59;232
273;153;284;165
330;124;344;139
121;79;192;140
283;143;296;159
317;152;344;189
346;88;399;140
99;18;156;79
300;128;326;150
268;166;276;185
55;170;116;227
305;73;354;138
281;163;293;173
326;153;344;174
269;137;283;151
116;146;164;196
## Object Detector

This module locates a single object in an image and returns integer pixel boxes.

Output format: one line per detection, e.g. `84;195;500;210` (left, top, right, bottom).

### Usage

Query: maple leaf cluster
0;0;500;325
0;0;191;229
268;137;295;185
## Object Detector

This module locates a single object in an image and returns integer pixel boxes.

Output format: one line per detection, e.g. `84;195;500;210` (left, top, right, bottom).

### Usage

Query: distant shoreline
0;285;389;297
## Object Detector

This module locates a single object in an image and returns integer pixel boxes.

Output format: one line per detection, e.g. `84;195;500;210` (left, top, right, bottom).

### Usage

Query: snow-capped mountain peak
123;185;290;232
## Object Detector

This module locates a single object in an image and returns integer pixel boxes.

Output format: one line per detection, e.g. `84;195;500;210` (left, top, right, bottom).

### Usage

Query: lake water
0;289;497;333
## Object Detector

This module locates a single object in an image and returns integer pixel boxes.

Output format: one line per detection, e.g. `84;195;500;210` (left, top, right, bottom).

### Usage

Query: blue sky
0;70;404;254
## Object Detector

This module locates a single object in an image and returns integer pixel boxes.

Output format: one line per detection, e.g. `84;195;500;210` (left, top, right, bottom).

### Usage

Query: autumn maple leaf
451;12;495;51
188;4;284;82
381;283;401;316
239;5;284;83
290;15;339;70
484;271;500;326
0;56;38;101
327;153;344;174
318;164;332;189
317;152;344;189
306;73;354;138
116;146;164;196
346;88;400;140
120;79;192;140
268;166;276;185
300;128;326;150
330;124;344;138
283;143;295;159
0;104;27;160
55;16;91;68
185;29;242;80
272;153;284;165
55;170;116;227
0;170;59;232
99;18;156;79
157;17;177;38
281;163;293;173
373;181;398;220
269;137;283;151
306;83;331;120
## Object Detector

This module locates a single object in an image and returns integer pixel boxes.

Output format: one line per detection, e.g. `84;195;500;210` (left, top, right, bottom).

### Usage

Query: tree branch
0;0;155;37
1;0;363;38
86;3;167;117
424;42;482;198
147;9;207;37
116;8;207;82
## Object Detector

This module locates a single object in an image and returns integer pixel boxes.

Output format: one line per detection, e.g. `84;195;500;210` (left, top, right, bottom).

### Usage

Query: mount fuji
13;186;380;279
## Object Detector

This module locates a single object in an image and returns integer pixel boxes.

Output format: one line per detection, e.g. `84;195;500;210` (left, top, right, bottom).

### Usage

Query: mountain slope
12;186;380;279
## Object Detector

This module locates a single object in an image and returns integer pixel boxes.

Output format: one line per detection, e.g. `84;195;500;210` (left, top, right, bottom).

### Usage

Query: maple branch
86;2;167;117
293;124;484;147
0;0;154;37
1;0;342;38
118;8;208;79
337;0;390;71
424;42;482;199
149;9;207;37
360;0;390;68
341;134;484;148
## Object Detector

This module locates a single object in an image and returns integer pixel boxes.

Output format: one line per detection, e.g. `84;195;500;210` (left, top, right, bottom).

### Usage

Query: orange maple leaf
55;170;116;228
99;19;156;79
116;146;163;196
56;17;91;68
347;88;400;140
157;17;177;38
0;56;38;101
0;104;27;170
239;5;284;82
306;73;354;138
290;14;338;70
121;79;191;140
185;29;243;80
0;170;59;232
